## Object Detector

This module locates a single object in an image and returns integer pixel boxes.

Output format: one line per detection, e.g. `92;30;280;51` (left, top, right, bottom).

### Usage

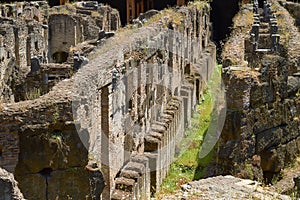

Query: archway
52;51;68;63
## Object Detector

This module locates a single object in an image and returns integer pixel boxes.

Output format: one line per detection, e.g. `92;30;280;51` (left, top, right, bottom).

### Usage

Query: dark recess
48;0;60;7
210;0;240;61
258;0;264;8
39;167;53;178
0;146;2;158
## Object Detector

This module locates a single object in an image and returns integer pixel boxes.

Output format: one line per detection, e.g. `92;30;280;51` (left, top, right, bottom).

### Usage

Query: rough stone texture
68;3;214;199
209;1;300;183
280;1;300;29
0;2;121;199
0;2;213;200
162;176;291;200
0;1;120;104
48;4;120;63
0;167;25;200
14;63;73;102
0;2;52;104
0;79;91;199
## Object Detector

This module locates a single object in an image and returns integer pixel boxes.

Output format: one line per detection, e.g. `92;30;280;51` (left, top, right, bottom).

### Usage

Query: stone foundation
210;1;300;182
0;1;215;199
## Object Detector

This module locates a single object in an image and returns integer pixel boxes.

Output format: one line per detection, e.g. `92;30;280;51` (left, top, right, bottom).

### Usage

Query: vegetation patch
156;66;222;197
188;0;210;11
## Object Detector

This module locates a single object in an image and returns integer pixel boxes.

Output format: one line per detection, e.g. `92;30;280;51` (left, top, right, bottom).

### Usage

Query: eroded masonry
209;0;300;183
0;1;214;199
1;0;299;199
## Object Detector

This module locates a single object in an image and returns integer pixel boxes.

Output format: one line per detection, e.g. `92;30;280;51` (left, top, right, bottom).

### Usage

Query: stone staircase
250;0;280;53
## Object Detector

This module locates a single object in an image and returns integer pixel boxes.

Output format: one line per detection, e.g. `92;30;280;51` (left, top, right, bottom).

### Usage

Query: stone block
256;126;284;153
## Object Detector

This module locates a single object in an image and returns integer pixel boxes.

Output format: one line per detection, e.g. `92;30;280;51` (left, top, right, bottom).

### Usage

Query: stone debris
162;176;291;200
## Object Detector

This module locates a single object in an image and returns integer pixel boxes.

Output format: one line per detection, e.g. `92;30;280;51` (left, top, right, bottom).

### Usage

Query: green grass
156;89;214;196
156;65;222;197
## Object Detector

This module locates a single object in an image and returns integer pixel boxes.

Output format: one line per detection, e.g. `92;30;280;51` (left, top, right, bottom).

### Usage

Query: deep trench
2;0;275;197
22;0;242;50
96;0;242;60
210;0;240;61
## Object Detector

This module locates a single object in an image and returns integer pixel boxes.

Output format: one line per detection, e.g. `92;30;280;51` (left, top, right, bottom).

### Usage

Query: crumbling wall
72;2;214;199
0;2;48;103
14;63;73;101
0;80;91;199
280;1;300;29
0;1;120;103
0;1;214;200
48;14;78;63
0;23;17;103
48;3;121;63
210;1;300;182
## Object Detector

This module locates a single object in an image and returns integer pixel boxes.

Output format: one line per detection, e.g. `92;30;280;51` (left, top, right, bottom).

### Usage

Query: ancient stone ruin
0;0;299;200
211;0;300;184
0;0;215;199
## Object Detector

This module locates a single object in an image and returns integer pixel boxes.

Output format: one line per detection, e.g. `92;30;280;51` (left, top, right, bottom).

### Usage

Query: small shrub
25;87;41;100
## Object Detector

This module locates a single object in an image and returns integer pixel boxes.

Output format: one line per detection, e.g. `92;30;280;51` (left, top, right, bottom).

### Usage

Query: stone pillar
271;34;280;52
100;85;111;200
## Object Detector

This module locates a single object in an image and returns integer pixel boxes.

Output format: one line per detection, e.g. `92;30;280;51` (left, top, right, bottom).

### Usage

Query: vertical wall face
0;168;25;199
0;132;19;173
48;14;77;63
48;5;121;63
0;25;16;103
0;1;121;102
0;4;48;103
98;0;127;25
70;3;215;199
0;1;214;199
0;99;91;199
211;1;300;182
0;2;122;199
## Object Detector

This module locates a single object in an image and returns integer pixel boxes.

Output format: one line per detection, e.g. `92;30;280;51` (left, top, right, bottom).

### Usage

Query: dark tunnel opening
210;0;240;62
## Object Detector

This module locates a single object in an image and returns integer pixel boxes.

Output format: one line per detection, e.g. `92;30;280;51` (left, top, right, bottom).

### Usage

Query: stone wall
0;2;215;200
72;3;214;199
0;80;91;199
14;63;73;102
48;3;120;63
280;1;300;29
48;14;79;63
209;1;300;182
0;2;48;104
0;1;120;103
